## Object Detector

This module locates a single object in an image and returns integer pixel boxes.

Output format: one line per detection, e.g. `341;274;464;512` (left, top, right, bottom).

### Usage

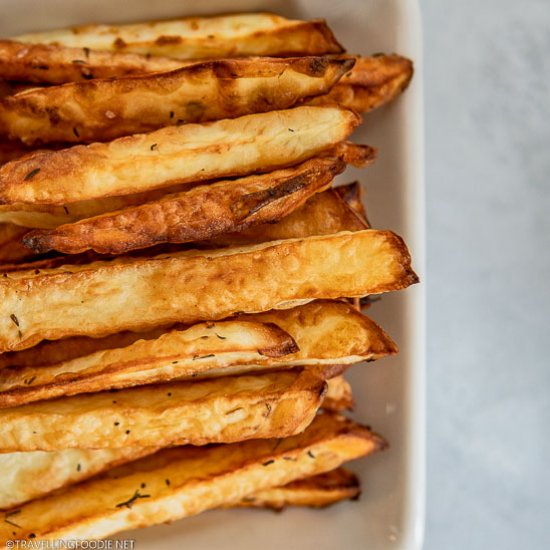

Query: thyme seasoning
76;463;81;472
72;59;86;64
263;403;272;417
83;47;90;59
73;127;80;138
283;456;297;461
167;392;172;397
63;206;69;215
9;314;19;327
169;111;174;119
165;479;171;486
214;333;226;340
150;143;158;151
125;430;131;434
288;128;295;132
307;450;315;459
24;168;40;181
225;407;243;416
4;510;22;528
262;459;275;466
140;483;146;489
24;376;36;386
115;489;150;509
192;354;215;360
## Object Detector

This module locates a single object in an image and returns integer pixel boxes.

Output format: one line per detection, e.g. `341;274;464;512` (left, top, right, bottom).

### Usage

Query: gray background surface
422;0;550;548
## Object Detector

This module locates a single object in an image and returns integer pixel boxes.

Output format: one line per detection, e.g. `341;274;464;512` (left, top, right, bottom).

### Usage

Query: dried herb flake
4;510;22;528
24;168;40;181
115;489;150;509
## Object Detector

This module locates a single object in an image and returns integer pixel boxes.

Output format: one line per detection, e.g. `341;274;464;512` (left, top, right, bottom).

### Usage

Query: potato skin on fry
234;468;360;510
0;106;361;204
0;368;326;452
0;230;417;352
205;184;369;247
0;40;183;84
0;57;354;144
0;413;383;542
22;156;347;254
13;13;344;59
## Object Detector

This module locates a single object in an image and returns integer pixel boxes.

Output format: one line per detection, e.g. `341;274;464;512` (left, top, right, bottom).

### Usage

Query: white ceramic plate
0;1;425;548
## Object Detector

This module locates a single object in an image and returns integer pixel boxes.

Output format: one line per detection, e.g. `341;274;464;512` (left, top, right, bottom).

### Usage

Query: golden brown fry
308;55;413;113
0;106;361;204
322;376;354;412
0;180;197;229
0;368;326;452
0;319;297;407
0;230;417;352
23;158;346;254
13;13;344;59
22;156;348;254
0;413;383;542
340;54;413;88
0;326;171;370
0;40;182;84
234;468;360;510
0;300;395;406
0;57;354;144
0;445;158;510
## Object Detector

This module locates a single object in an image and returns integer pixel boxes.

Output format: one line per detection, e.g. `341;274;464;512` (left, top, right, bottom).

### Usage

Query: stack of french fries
0;12;417;543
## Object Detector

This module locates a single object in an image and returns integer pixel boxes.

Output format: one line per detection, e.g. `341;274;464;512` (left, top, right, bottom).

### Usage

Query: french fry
234;468;360;510
0;57;354;144
339;54;413;88
12;13;344;59
0;39;183;84
0;445;158;510
306;54;413;113
22;156;349;254
0;106;361;203
0;300;394;406
0;326;172;370
0;413;384;542
322;376;354;412
0;368;326;452
0;230;417;352
0;181;198;229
